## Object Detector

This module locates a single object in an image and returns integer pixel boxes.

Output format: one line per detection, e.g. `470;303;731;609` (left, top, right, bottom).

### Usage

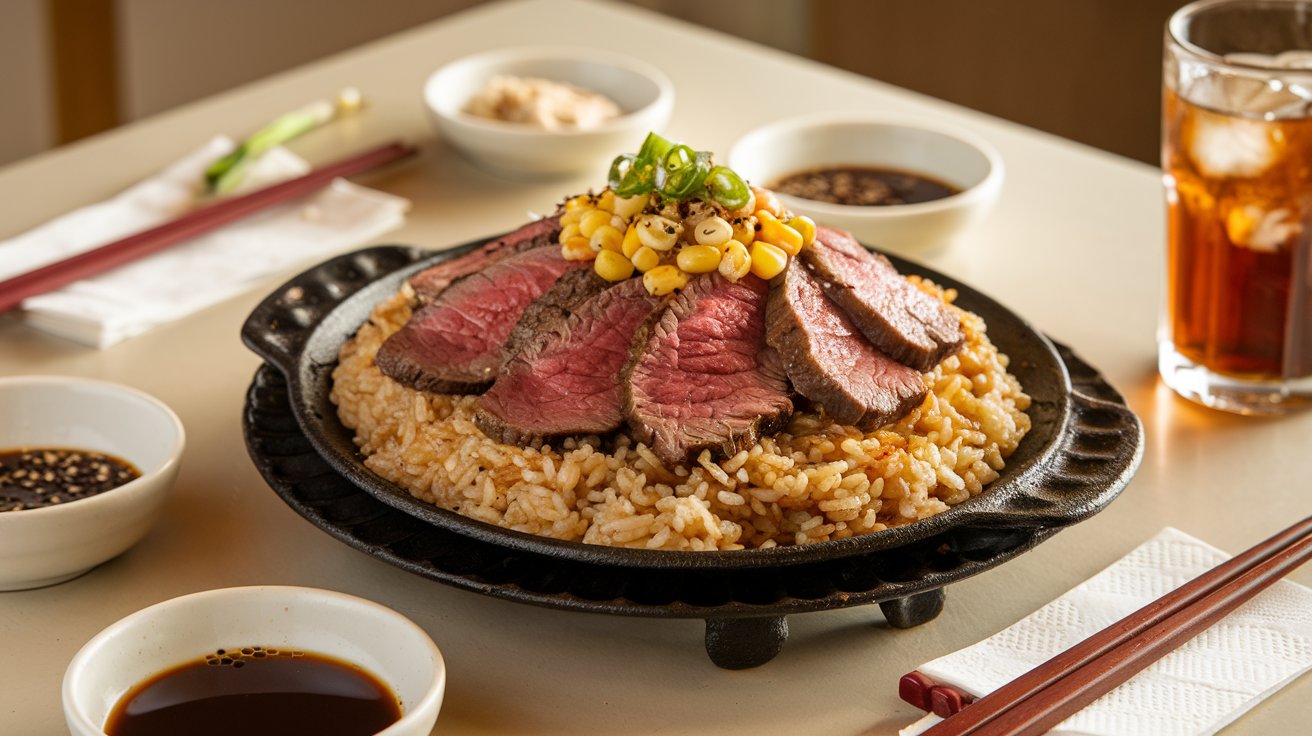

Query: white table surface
2;1;1309;733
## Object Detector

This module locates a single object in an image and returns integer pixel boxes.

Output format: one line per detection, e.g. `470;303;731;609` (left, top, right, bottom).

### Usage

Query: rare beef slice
767;259;926;429
623;273;793;466
376;246;584;394
801;226;964;371
407;216;561;303
477;275;665;445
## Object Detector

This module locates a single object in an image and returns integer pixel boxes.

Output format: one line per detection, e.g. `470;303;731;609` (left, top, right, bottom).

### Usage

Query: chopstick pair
906;516;1312;736
0;141;416;315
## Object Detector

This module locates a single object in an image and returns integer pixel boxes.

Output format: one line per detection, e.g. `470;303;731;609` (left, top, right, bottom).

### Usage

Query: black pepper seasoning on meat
0;448;141;511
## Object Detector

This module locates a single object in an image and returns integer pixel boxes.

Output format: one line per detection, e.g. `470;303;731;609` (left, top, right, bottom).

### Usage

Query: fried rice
329;279;1031;551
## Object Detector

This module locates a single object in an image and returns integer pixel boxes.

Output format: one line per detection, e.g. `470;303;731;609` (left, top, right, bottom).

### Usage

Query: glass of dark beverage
1161;0;1312;413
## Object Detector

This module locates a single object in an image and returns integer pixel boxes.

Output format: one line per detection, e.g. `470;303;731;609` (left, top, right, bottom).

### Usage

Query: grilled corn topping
557;133;815;295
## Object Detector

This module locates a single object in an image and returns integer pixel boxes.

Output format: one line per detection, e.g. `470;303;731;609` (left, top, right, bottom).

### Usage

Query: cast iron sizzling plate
241;241;1142;571
241;241;1142;668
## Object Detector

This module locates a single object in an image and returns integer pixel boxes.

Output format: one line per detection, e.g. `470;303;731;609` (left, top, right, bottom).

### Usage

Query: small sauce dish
728;114;1004;255
424;45;675;178
0;376;184;590
63;586;446;736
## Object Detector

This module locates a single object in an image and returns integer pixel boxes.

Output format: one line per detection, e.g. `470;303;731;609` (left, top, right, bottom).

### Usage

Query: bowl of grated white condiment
424;46;674;179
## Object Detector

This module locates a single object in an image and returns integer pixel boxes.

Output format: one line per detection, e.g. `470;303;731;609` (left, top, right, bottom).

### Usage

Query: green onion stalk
205;87;364;195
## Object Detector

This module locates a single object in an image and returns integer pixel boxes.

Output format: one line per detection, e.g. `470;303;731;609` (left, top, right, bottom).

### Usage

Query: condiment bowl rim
424;44;675;138
62;585;445;736
0;374;185;520
728;112;1005;217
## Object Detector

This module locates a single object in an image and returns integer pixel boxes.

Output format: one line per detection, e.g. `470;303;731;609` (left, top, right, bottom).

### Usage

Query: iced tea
1160;0;1312;412
1162;86;1312;379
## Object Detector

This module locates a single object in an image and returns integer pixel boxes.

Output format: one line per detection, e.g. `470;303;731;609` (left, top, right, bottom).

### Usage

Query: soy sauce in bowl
105;647;402;736
0;447;140;512
769;166;960;207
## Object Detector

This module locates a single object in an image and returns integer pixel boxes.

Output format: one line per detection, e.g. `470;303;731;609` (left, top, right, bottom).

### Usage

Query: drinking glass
1160;0;1312;414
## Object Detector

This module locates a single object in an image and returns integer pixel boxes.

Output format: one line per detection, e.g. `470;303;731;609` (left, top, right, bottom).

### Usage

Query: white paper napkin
901;527;1312;736
0;136;409;348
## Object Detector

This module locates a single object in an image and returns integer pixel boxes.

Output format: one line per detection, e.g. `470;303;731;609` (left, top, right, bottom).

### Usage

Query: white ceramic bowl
63;586;446;736
424;45;674;178
0;376;184;591
728;115;1004;255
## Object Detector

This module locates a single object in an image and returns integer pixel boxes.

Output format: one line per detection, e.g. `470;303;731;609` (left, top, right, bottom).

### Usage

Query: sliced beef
408;216;561;303
767;259;926;430
623;273;793;466
801;226;964;371
498;268;611;366
376;246;584;393
477;277;666;445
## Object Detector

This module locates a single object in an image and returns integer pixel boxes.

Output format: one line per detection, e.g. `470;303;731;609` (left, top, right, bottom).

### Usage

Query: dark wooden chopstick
0;141;416;314
922;516;1312;735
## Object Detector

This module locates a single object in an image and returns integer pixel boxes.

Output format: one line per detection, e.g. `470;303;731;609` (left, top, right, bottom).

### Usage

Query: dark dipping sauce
105;647;402;736
770;166;960;207
0;447;140;512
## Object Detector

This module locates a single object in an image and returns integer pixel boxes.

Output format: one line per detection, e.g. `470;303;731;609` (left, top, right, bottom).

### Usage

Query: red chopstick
899;672;974;717
920;516;1312;735
0;141;416;314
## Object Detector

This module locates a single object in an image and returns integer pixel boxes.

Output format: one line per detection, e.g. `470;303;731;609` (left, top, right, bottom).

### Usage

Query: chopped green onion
608;132;750;208
635;132;674;168
705;166;750;211
616;161;655;197
659;147;710;200
661;144;695;173
607;154;636;191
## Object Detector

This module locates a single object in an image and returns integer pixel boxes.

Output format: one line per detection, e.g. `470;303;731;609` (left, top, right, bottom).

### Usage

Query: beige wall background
0;0;54;165
0;0;1183;168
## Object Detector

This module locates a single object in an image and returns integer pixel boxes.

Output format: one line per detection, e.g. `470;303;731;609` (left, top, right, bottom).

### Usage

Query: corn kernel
590;225;624;253
565;195;591;212
597;189;617;213
731;216;756;246
561;237;596;261
612;192;647;219
636;214;681;251
643;264;688;296
734;188;757;216
558;223;581;244
693;216;733;247
631;245;661;273
749;241;788;280
718;240;751;281
758;211;803;256
579;209;611;239
788;216;817;249
752;187;783;217
560;210;582;227
621;225;643;258
676;244;722;274
594;249;635;281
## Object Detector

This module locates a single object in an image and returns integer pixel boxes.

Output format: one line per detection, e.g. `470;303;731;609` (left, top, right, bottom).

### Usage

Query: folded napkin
0;137;409;348
901;527;1312;736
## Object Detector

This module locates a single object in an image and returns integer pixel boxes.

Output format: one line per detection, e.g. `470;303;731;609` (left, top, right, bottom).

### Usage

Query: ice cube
1224;52;1282;67
1225;204;1301;252
1212;52;1312;118
1227;50;1312;69
1189;110;1279;178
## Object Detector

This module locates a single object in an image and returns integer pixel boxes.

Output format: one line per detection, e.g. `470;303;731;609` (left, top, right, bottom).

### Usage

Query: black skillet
240;240;1142;667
